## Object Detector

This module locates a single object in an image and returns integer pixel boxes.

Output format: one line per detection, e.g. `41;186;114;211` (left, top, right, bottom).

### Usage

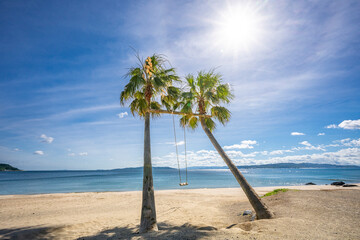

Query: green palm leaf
179;70;233;131
120;53;179;118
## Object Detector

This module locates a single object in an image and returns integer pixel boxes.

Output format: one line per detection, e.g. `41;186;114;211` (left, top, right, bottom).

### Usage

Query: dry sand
0;184;359;239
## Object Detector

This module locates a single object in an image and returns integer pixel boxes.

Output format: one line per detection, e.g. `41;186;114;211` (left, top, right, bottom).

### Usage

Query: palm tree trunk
200;118;274;219
139;112;158;233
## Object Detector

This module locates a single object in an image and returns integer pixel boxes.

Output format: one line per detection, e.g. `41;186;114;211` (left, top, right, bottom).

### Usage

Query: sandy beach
1;184;359;239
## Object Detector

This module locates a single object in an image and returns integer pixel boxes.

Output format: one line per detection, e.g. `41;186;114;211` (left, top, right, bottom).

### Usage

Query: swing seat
179;182;188;186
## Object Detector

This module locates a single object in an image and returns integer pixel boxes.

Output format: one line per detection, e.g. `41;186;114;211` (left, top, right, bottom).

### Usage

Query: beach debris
305;182;316;185
243;210;253;216
251;214;256;221
197;226;218;231
226;223;237;229
343;184;358;187
331;181;345;186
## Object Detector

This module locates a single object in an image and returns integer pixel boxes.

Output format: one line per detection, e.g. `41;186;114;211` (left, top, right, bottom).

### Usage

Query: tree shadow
0;223;214;240
77;222;215;240
0;226;63;240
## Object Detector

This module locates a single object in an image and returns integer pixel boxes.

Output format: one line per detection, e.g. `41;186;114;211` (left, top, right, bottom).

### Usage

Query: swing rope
183;126;188;183
172;114;188;186
172;114;182;184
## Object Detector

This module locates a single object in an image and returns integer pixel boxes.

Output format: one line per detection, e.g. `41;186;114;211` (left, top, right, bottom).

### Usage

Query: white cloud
338;119;360;130
34;150;44;155
324;144;340;148
117;112;128;119
337;138;360;147
300;141;312;147
326;120;360;130
153;146;360;167
224;140;257;149
318;133;325;136
266;141;325;154
153;148;260;167
336;138;351;144
292;141;325;151
291;132;305;136
264;148;360;166
68;151;89;156
165;141;185;146
13;148;21;151
269;149;294;155
346;139;360;147
226;150;258;158
40;134;54;143
176;141;185;146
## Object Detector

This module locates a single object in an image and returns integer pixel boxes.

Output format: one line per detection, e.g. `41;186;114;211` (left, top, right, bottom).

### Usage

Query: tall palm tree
120;54;179;233
179;70;274;219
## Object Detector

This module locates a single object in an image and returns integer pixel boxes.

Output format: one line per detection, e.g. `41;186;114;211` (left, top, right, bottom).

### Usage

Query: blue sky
0;0;359;170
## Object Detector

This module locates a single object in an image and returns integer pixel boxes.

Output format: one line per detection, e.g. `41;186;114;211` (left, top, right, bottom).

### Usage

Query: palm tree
120;54;179;233
178;70;274;219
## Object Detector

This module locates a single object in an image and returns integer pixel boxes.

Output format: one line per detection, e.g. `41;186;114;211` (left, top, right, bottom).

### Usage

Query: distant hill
0;163;20;171
111;167;176;171
189;163;360;169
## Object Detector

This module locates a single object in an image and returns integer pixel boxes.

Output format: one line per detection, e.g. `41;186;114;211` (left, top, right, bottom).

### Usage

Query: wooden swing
172;114;188;186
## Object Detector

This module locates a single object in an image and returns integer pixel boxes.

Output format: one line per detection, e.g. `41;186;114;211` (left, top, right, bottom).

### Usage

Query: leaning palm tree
178;70;274;219
120;54;179;233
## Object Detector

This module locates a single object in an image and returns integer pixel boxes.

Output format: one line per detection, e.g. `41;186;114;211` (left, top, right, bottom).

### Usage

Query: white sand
0;184;359;239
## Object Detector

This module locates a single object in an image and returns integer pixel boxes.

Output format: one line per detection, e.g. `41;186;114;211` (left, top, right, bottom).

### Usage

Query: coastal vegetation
120;54;274;233
0;163;20;171
262;188;291;198
121;54;274;232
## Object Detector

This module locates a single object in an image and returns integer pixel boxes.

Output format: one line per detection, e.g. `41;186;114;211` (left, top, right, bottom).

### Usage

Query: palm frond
189;116;199;129
202;70;220;92
180;101;193;114
150;101;161;118
120;53;179;118
180;69;233;129
179;115;190;128
181;91;193;100
204;90;219;104
216;83;234;103
211;106;231;125
185;74;196;92
179;115;198;130
120;77;144;105
204;117;216;131
129;98;147;117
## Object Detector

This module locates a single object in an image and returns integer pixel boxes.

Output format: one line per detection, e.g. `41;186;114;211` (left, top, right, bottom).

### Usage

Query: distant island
0;163;20;171
109;163;359;171
188;163;360;170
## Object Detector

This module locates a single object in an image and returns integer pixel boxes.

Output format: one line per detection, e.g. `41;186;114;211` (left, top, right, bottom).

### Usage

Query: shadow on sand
0;223;215;240
0;226;63;240
78;222;215;240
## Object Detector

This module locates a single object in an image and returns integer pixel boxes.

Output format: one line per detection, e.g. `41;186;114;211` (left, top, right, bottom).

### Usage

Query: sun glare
214;4;264;54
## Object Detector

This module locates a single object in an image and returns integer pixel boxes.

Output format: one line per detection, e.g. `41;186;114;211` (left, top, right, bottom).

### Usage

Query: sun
213;4;264;54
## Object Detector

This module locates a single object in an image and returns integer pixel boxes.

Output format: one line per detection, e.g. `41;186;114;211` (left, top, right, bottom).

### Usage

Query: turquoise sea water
0;167;359;195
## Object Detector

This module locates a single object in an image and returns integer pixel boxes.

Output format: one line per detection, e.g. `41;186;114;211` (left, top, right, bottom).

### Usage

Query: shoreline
0;183;359;198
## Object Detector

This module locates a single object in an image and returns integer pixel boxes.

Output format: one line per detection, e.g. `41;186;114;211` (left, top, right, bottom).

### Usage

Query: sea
1;167;359;195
